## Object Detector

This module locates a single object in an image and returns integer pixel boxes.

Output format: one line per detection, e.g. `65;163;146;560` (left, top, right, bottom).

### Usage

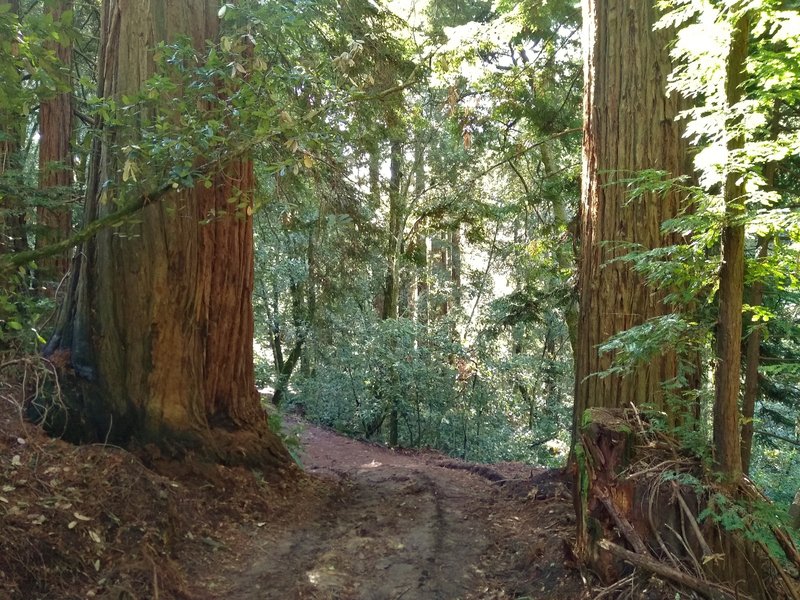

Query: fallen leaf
68;521;77;529
74;512;91;521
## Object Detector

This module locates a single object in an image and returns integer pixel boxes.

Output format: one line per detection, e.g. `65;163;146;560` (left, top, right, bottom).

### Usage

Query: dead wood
597;490;648;555
599;539;739;600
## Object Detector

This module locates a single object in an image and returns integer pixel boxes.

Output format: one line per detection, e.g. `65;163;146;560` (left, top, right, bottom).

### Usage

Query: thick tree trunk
713;11;750;483
575;0;692;571
43;0;290;471
36;0;74;288
575;0;688;436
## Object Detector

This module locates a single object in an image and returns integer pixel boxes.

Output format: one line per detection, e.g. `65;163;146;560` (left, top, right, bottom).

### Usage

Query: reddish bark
37;0;74;287
44;0;290;471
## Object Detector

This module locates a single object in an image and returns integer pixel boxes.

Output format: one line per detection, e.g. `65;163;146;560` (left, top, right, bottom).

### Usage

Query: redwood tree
574;0;689;431
574;0;695;572
36;0;74;288
44;0;290;470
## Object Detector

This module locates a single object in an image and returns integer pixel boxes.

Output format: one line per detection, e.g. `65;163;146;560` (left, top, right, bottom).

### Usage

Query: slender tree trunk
301;225;315;376
0;128;26;256
575;0;689;436
384;136;403;447
740;237;768;474
713;10;750;483
44;0;290;471
368;139;380;207
540;143;577;355
741;106;779;474
449;227;461;314
36;0;74;289
410;137;426;327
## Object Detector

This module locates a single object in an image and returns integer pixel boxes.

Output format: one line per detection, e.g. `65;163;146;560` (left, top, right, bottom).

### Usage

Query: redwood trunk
44;0;289;471
575;0;688;434
741;238;768;475
36;0;74;287
741;108;779;474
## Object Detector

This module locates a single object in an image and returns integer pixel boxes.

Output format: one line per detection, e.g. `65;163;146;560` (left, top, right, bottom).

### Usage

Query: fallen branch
760;541;800;600
598;539;739;600
0;183;170;272
674;483;713;557
597;491;649;555
772;525;800;574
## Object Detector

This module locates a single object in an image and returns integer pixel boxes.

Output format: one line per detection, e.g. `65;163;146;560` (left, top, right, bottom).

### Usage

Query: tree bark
713;10;750;483
36;0;74;288
43;0;290;471
740;105;779;475
575;0;689;437
741;237;768;475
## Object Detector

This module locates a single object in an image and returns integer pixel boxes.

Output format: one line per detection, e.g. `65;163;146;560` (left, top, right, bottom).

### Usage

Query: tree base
575;407;800;599
27;356;293;474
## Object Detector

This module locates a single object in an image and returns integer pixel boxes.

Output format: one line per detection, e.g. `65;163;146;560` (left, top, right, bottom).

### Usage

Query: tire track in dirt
201;422;588;600
228;426;490;599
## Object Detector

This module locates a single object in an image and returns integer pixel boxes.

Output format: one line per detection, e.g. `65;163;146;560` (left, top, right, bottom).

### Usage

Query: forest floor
0;393;592;600
187;419;590;600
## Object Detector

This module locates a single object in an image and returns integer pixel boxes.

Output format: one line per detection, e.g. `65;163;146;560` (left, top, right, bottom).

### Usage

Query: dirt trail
189;421;588;600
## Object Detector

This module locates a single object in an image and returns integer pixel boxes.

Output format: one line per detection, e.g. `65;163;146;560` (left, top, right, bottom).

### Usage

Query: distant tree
43;0;290;470
0;0;27;258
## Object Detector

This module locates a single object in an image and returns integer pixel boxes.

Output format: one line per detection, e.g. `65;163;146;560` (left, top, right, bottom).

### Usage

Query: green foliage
0;267;51;352
241;0;582;468
700;491;793;560
266;409;304;466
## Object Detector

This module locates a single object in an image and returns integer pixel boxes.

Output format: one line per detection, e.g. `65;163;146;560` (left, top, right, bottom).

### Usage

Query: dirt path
192;422;588;600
